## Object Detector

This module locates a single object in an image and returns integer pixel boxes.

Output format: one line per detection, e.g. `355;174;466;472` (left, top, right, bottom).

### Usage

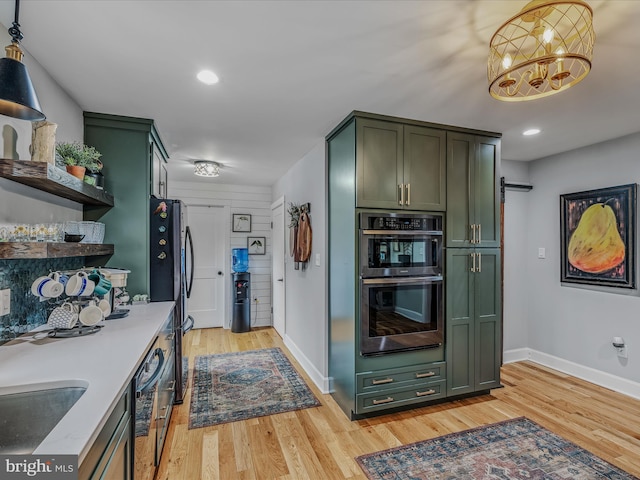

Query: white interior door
188;205;227;329
271;198;286;337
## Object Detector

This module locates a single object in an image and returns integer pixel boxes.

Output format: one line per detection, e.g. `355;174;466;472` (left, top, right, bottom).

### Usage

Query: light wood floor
156;327;640;479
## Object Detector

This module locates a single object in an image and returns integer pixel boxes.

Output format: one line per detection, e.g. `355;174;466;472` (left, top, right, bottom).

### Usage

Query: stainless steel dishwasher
133;339;164;480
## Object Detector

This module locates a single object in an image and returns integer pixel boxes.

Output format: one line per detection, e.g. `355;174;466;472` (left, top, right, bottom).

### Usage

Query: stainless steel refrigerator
149;198;194;404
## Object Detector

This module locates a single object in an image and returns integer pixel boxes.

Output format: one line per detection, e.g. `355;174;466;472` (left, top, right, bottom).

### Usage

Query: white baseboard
503;348;530;364
503;347;640;400
283;334;331;394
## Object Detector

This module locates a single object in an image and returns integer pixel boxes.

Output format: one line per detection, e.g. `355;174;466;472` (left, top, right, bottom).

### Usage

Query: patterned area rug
356;417;638;480
189;347;321;429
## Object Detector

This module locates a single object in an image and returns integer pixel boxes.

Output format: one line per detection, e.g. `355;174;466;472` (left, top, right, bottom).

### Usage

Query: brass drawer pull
415;371;436;378
372;397;394;405
372;377;394;385
416;389;436;397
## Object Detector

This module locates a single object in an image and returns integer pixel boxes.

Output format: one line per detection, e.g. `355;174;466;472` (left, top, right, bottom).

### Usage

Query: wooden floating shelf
0;242;114;259
0;159;114;206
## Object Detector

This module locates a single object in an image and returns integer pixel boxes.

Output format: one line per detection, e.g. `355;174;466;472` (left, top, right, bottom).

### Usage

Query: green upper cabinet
356;118;446;211
151;141;168;199
445;247;502;396
83;112;168;297
446;133;500;247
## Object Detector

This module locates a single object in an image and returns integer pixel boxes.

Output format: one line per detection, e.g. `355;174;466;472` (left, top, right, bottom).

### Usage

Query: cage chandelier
194;160;220;177
488;0;595;102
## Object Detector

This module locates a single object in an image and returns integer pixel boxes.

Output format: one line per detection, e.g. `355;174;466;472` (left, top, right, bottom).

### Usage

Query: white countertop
0;301;175;463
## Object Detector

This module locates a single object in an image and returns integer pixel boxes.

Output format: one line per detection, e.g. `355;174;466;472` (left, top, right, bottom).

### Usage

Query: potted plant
83;159;104;189
55;141;102;181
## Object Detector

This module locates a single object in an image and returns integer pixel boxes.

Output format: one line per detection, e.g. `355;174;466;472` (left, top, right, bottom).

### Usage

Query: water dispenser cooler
231;248;250;333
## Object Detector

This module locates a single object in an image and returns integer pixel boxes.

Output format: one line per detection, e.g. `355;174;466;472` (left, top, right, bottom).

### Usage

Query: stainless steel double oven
359;212;444;355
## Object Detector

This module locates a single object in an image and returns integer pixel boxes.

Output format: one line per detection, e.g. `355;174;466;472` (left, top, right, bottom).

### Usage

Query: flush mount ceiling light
488;0;595;102
0;0;45;121
194;160;220;177
197;70;219;85
523;128;541;136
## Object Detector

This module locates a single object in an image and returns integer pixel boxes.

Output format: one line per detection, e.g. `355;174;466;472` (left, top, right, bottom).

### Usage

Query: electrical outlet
0;289;10;316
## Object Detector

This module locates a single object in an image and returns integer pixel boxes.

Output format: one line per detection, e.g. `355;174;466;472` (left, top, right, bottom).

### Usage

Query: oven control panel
361;213;442;231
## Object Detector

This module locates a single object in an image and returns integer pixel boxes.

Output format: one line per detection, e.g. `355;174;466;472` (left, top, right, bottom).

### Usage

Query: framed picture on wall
560;183;637;288
248;236;266;255
232;214;251;232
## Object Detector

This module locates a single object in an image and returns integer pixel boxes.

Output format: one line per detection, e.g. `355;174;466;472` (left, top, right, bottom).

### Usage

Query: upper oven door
360;230;442;278
360;276;443;355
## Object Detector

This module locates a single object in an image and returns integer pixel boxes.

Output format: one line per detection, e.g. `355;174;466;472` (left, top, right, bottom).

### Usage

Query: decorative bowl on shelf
64;233;85;243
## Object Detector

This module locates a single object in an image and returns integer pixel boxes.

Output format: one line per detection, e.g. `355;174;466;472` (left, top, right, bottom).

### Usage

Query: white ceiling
1;1;639;186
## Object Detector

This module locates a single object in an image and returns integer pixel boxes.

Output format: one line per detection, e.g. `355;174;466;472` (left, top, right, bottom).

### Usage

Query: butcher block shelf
0;242;114;259
0;159;114;206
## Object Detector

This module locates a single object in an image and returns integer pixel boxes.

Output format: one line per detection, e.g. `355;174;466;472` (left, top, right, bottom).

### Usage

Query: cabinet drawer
356;380;446;414
357;362;445;393
79;386;131;480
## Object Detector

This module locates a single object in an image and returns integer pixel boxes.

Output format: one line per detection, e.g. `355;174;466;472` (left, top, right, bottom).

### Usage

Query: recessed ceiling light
522;128;541;136
197;70;219;85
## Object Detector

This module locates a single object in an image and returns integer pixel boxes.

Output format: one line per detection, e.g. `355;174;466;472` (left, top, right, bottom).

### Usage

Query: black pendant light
0;0;45;121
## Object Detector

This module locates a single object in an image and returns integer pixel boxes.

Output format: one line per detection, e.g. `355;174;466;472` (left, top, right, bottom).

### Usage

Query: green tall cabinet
83;112;169;296
328;111;502;419
445;131;502;396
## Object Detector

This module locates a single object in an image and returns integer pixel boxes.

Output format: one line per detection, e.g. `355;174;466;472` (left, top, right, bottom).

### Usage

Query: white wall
502;160;531;354
272;141;328;391
168;181;273;327
0;22;84;223
521;132;640;389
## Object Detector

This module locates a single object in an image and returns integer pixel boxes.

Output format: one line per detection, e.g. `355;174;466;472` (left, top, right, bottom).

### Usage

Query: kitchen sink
0;382;87;454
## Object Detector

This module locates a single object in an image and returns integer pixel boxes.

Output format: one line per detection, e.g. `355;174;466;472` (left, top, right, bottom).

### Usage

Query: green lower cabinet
356;362;447;414
79;387;132;480
446;248;501;396
355;361;446;414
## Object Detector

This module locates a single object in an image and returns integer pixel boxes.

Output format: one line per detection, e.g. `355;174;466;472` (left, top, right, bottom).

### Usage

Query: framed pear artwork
560;184;637;289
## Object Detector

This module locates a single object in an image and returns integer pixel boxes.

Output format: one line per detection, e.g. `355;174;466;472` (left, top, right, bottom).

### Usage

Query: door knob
277;278;284;282
218;271;223;276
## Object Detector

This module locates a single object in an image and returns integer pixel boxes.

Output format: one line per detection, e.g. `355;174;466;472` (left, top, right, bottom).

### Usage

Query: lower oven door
360;276;443;355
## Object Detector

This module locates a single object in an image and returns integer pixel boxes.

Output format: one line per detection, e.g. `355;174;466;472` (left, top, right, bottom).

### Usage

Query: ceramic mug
97;298;111;318
31;273;64;298
88;270;112;296
79;302;104;326
48;302;78;329
65;271;95;297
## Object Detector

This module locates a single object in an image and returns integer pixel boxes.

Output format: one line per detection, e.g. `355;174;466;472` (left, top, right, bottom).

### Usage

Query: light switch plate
315;253;321;266
538;247;546;259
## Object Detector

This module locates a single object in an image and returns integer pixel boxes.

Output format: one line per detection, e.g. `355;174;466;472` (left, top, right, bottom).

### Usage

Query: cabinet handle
477;223;482;244
398;184;404;206
166;380;176;392
470;224;476;244
470;253;476;272
406;183;411;206
477;252;482;273
416;371;436;378
372;377;394;385
372;396;394;405
416;389;436;397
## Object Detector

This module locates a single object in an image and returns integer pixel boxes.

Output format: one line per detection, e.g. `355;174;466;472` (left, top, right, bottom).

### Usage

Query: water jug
232;248;249;272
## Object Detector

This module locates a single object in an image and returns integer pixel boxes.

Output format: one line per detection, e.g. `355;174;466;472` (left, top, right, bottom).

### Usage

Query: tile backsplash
0;257;87;344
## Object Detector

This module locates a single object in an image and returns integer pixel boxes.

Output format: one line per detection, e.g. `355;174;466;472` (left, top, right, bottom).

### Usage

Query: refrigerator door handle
185;225;195;298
